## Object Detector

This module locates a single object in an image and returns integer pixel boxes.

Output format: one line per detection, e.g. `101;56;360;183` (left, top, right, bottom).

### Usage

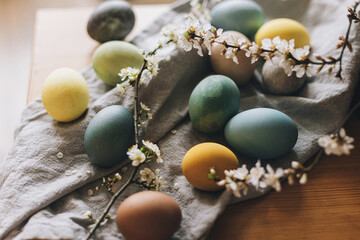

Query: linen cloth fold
1;0;359;239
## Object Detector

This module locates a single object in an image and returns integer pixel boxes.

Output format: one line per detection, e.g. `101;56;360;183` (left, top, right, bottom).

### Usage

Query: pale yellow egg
255;18;310;48
42;68;89;122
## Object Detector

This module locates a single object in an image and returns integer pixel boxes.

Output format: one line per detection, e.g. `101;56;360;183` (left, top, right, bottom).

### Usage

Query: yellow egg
255;18;310;48
182;142;239;191
42;68;89;122
210;31;256;86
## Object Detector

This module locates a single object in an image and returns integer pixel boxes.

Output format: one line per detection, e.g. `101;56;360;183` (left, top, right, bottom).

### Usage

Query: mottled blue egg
210;0;265;40
224;108;298;159
84;105;134;167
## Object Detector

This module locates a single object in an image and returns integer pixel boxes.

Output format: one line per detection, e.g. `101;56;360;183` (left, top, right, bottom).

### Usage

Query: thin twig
84;166;139;240
134;60;148;145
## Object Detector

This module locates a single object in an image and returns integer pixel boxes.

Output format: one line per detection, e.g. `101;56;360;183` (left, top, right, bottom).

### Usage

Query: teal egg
224;108;298;159
210;0;265;40
189;75;240;133
84;105;134;167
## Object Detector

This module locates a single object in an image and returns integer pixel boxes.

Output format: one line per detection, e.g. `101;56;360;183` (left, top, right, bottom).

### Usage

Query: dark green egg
84;105;134;167
87;0;135;43
189;75;240;133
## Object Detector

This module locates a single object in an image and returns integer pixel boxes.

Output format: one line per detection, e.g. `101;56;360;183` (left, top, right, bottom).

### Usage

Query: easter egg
189;75;240;133
210;0;265;40
225;108;298;159
92;41;143;86
261;60;306;95
87;0;135;43
210;31;256;85
255;18;310;48
42;68;89;122
182;142;239;191
84;105;134;167
116;191;182;240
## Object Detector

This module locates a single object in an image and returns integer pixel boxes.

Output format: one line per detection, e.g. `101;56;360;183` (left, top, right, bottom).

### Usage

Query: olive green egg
189;75;240;133
84;105;134;167
225;108;298;159
92;40;143;86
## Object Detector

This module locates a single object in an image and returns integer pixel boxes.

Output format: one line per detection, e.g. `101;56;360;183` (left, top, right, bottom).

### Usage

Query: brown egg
116;191;182;240
210;31;256;86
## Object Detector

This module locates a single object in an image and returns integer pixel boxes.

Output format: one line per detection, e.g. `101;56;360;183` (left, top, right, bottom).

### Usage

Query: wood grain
29;5;360;240
208;115;360;240
28;5;170;103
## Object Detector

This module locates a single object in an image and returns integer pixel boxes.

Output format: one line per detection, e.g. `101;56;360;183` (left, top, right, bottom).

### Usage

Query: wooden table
29;5;360;240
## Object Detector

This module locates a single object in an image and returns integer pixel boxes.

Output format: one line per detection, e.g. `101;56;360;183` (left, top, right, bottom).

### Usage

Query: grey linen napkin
1;0;359;239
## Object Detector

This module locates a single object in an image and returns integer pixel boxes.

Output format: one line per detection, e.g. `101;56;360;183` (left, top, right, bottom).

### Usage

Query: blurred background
0;0;172;162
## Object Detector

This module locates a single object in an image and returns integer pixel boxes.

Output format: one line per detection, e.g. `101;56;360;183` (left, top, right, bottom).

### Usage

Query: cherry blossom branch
85;45;166;240
163;1;360;80
84;166;139;240
209;99;360;198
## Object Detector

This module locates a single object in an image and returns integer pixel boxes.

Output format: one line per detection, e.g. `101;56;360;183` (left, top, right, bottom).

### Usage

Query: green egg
84;105;134;167
225;108;298;159
189;75;240;133
92;41;143;86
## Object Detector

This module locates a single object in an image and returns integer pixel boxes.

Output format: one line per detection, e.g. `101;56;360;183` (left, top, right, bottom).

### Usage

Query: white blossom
261;38;276;51
142;140;163;163
299;173;307;184
247;160;266;189
292;64;312;78
84;211;92;219
217;179;227;187
118;67;140;83
246;42;260;64
140;69;152;84
161;24;179;42
140;168;155;185
232;165;249;181
291;161;301;169
140;102;150;111
188;0;211;23
177;18;208;56
201;24;223;55
224;178;248;198
145;54;160;77
116;84;125;94
114;173;122;181
127;145;146;166
264;164;284;192
154;169;167;191
291;45;310;61
272;39;295;76
318;128;354;156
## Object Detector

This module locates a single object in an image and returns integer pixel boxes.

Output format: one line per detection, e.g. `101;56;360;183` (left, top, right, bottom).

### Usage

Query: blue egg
210;0;265;40
224;108;298;159
84;105;134;167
